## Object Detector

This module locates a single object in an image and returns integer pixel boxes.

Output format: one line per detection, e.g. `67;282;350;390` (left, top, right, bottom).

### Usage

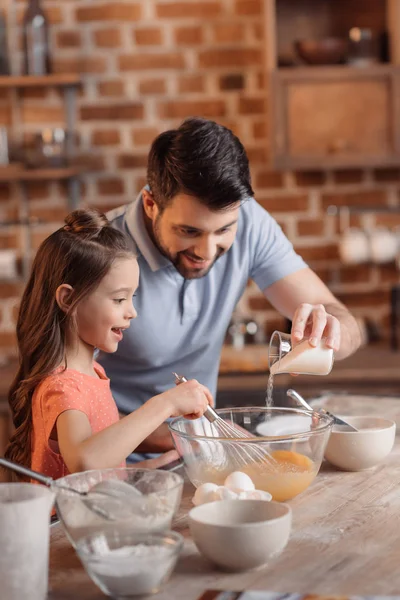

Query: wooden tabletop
48;394;400;599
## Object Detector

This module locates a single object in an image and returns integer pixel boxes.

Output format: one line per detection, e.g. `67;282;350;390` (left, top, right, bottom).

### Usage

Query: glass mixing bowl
55;468;183;547
169;407;333;502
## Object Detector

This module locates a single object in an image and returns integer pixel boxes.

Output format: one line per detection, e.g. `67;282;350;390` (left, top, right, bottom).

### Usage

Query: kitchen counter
48;393;400;598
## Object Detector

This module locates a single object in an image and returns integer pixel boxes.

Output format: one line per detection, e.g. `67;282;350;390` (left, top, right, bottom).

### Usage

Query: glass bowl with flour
55;468;183;547
76;528;183;597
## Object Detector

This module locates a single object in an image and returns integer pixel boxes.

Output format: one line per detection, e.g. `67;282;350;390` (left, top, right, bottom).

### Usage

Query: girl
5;208;212;480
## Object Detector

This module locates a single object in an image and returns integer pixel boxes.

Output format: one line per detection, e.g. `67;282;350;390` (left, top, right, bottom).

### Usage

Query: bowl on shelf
294;38;348;65
189;499;292;571
324;416;396;471
55;467;183;547
169;407;333;502
75;528;183;597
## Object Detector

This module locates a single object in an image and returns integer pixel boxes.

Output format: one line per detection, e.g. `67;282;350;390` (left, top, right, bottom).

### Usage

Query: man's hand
291;303;341;351
135;422;175;453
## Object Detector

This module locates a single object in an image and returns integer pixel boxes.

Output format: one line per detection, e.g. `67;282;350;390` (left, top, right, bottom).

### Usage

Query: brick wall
0;0;398;358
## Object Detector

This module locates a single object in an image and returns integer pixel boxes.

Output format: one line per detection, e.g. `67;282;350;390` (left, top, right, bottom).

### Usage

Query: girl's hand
161;380;213;420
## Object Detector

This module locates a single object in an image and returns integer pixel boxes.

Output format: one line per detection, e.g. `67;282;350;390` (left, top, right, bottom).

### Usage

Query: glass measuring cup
268;330;334;376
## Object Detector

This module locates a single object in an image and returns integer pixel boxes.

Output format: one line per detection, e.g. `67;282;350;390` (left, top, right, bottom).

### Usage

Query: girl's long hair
4;208;133;477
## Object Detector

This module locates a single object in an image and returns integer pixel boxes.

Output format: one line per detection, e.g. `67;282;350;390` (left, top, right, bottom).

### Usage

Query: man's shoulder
106;201;140;255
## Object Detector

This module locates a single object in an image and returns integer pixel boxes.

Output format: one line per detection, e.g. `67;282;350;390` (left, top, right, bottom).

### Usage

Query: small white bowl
324;416;396;471
188;499;292;571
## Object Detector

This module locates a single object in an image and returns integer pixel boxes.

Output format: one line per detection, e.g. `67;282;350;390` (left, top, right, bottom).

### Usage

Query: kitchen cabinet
265;0;400;170
271;65;400;170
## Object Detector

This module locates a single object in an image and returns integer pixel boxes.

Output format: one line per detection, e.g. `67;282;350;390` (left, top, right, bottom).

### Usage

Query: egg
192;482;219;506
224;471;255;492
214;486;238;501
239;489;272;501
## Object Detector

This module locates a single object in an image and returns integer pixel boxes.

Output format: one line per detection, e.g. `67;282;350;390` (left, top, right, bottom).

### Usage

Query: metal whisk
172;373;277;470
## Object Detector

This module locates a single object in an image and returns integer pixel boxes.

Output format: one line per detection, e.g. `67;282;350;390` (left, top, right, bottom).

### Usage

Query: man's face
143;190;240;279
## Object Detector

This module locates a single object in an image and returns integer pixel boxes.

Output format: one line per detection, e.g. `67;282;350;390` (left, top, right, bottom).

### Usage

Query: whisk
172;373;277;470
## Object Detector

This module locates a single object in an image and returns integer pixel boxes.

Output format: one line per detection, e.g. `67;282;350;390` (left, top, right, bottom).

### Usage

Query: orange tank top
31;362;124;480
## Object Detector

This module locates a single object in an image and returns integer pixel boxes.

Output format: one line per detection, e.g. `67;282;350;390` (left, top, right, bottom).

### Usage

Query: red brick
257;71;267;89
81;104;144;121
93;28;122;48
199;49;262;68
135;28;164;46
246;147;268;164
258;195;309;213
374;214;400;227
219;74;244;91
235;0;262;15
0;106;11;126
135;176;147;191
0;185;10;201
212;24;244;44
92;130;121;146
297;219;325;237
339;265;373;285
0;232;19;250
118;154;148;169
139;79;167;95
336;290;390;308
253;119;268;140
255;171;284;188
97;178;125;195
159;100;226;119
28;205;68;223
76;3;142;22
174;26;203;45
333;170;364;184
25;182;51;200
53;57;107;74
17;5;63;24
239;97;266;115
253;23;264;41
156;2;221;18
295;171;326;187
0;282;24;299
0;332;17;351
21;88;48;100
119;53;185;71
97;80;125;97
374;168;400;182
321;190;387;210
56;30;81;48
132;128;159;146
294;244;339;261
379;264;399;283
178;75;205;94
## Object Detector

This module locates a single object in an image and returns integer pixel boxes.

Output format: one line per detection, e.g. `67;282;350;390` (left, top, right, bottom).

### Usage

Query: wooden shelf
0;165;85;182
0;74;80;89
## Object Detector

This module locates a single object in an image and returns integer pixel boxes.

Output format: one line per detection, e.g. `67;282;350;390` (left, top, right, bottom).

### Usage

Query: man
100;117;361;460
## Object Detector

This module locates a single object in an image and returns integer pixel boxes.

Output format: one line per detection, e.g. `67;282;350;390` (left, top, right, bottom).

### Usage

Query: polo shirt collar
125;189;172;272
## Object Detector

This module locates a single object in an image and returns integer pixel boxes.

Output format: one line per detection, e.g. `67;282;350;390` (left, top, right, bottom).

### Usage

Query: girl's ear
55;284;74;313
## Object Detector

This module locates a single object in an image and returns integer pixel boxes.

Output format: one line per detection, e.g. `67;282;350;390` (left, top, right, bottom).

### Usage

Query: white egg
192;482;219;506
239;489;272;501
214;486;239;501
224;471;255;492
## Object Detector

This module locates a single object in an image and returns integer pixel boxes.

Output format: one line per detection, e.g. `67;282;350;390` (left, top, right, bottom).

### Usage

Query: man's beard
153;217;223;279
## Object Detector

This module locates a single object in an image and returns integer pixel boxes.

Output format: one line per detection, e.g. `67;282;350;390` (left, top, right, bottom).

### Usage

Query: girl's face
74;256;139;353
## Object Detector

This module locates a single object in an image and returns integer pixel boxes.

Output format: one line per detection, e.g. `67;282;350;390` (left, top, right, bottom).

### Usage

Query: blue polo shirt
99;191;306;416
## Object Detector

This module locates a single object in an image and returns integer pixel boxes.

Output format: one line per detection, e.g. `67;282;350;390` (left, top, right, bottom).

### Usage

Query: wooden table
49;394;400;599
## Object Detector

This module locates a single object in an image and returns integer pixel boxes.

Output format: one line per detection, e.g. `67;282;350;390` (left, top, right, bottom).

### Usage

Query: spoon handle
0;457;54;486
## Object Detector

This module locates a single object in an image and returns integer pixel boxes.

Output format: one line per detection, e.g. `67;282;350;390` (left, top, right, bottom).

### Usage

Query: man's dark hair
147;117;254;211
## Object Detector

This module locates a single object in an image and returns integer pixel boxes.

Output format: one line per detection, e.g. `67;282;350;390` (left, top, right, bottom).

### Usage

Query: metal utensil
286;389;359;432
172;372;277;469
0;457;125;520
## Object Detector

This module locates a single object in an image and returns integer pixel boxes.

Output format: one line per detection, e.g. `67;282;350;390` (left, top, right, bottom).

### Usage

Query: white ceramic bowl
324;416;396;471
188;499;292;571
